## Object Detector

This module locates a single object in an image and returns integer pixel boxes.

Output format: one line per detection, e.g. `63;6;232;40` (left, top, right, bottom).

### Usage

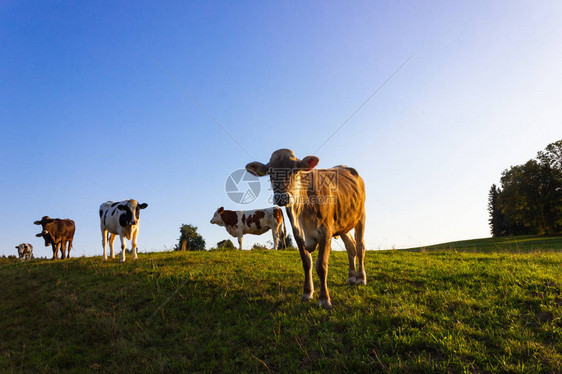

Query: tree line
488;140;562;236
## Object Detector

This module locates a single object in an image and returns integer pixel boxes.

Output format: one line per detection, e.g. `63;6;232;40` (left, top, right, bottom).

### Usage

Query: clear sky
1;1;561;258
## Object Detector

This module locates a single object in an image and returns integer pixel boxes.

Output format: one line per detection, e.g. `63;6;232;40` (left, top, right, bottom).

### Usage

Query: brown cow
246;149;366;309
34;216;75;259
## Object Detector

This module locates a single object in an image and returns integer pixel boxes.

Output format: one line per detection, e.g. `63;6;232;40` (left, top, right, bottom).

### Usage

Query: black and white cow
210;207;286;250
16;243;33;261
99;199;148;262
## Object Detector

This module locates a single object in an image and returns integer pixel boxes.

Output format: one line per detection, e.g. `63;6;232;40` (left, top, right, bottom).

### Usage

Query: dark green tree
488;184;507;237
175;224;206;251
495;140;562;235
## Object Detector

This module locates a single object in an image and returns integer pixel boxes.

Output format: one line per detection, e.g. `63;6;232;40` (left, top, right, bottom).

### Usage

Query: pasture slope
1;236;561;373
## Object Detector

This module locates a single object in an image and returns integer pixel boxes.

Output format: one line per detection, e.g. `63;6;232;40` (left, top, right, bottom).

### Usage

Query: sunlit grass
0;236;560;372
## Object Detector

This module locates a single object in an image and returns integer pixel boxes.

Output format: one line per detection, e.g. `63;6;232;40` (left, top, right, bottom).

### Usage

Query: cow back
292;166;365;236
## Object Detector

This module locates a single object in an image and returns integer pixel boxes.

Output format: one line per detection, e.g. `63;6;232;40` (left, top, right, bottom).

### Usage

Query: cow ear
139;203;148;209
246;161;269;177
117;205;126;211
218;207;224;213
300;156;319;171
33;220;41;225
35;233;42;237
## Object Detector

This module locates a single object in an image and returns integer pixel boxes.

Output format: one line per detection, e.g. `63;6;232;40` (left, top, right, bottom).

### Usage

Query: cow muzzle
273;192;293;207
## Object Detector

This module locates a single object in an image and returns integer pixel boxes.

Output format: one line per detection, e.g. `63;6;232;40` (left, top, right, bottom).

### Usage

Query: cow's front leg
119;235;127;262
52;243;59;260
316;234;332;309
295;235;314;301
108;234;116;259
237;236;243;251
131;227;139;260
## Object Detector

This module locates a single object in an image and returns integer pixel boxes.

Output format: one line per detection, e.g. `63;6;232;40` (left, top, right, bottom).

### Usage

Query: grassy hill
404;235;562;253
1;237;561;373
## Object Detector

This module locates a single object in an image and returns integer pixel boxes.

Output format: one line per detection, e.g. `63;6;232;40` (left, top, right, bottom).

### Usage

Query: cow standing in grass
99;199;148;262
246;149;366;309
34;217;75;259
16;243;33;261
210;207;286;250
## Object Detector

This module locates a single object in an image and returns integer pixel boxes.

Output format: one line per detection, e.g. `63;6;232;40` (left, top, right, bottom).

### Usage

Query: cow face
36;230;53;246
246;149;319;206
34;216;53;227
34;216;54;246
117;200;148;226
210;207;225;226
16;244;32;260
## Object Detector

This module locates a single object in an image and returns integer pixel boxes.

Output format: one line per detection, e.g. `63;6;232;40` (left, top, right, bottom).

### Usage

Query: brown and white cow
210;207;286;250
99;199;148;262
15;243;33;261
246;149;366;309
34;217;76;259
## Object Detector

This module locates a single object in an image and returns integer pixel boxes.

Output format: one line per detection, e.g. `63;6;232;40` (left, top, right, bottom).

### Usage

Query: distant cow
16;243;33;261
34;217;75;259
210;207;286;250
246;149;366;309
99;199;148;262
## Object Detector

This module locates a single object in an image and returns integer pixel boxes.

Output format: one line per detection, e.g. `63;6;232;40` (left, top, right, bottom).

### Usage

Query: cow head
246;149;319;207
34;216;54;246
35;230;53;246
117;200;148;226
210;207;225;226
16;244;31;260
34;216;53;227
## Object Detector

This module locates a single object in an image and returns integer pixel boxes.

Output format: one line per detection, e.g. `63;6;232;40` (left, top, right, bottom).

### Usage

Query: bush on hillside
175;224;206;251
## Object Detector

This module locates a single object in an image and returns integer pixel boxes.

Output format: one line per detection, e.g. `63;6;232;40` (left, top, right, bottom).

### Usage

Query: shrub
175;224;206;251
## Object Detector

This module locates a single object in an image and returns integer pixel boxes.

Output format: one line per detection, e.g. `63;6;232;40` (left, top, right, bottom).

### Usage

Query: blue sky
1;1;561;257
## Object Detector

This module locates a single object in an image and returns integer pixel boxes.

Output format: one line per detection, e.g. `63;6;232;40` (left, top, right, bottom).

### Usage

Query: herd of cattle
14;149;366;308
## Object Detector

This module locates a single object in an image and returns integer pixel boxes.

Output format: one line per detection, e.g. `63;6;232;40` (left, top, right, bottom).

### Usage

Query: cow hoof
347;277;357;285
301;293;313;301
103;257;107;261
356;278;367;286
319;299;333;309
120;258;126;263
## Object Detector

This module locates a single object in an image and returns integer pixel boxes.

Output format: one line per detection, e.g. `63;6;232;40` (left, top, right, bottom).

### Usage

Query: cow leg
272;227;280;250
120;235;127;262
341;233;357;284
131;227;139;260
237;236;243;251
315;233;332;309
60;240;67;259
295;235;314;301
52;243;59;260
102;229;108;261
354;213;367;285
108;234;117;259
67;240;72;258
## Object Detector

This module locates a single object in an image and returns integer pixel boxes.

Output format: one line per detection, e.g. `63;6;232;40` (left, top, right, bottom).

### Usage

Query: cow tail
282;211;287;249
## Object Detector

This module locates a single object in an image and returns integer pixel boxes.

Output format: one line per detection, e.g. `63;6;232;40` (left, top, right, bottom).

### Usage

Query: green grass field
1;236;561;373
